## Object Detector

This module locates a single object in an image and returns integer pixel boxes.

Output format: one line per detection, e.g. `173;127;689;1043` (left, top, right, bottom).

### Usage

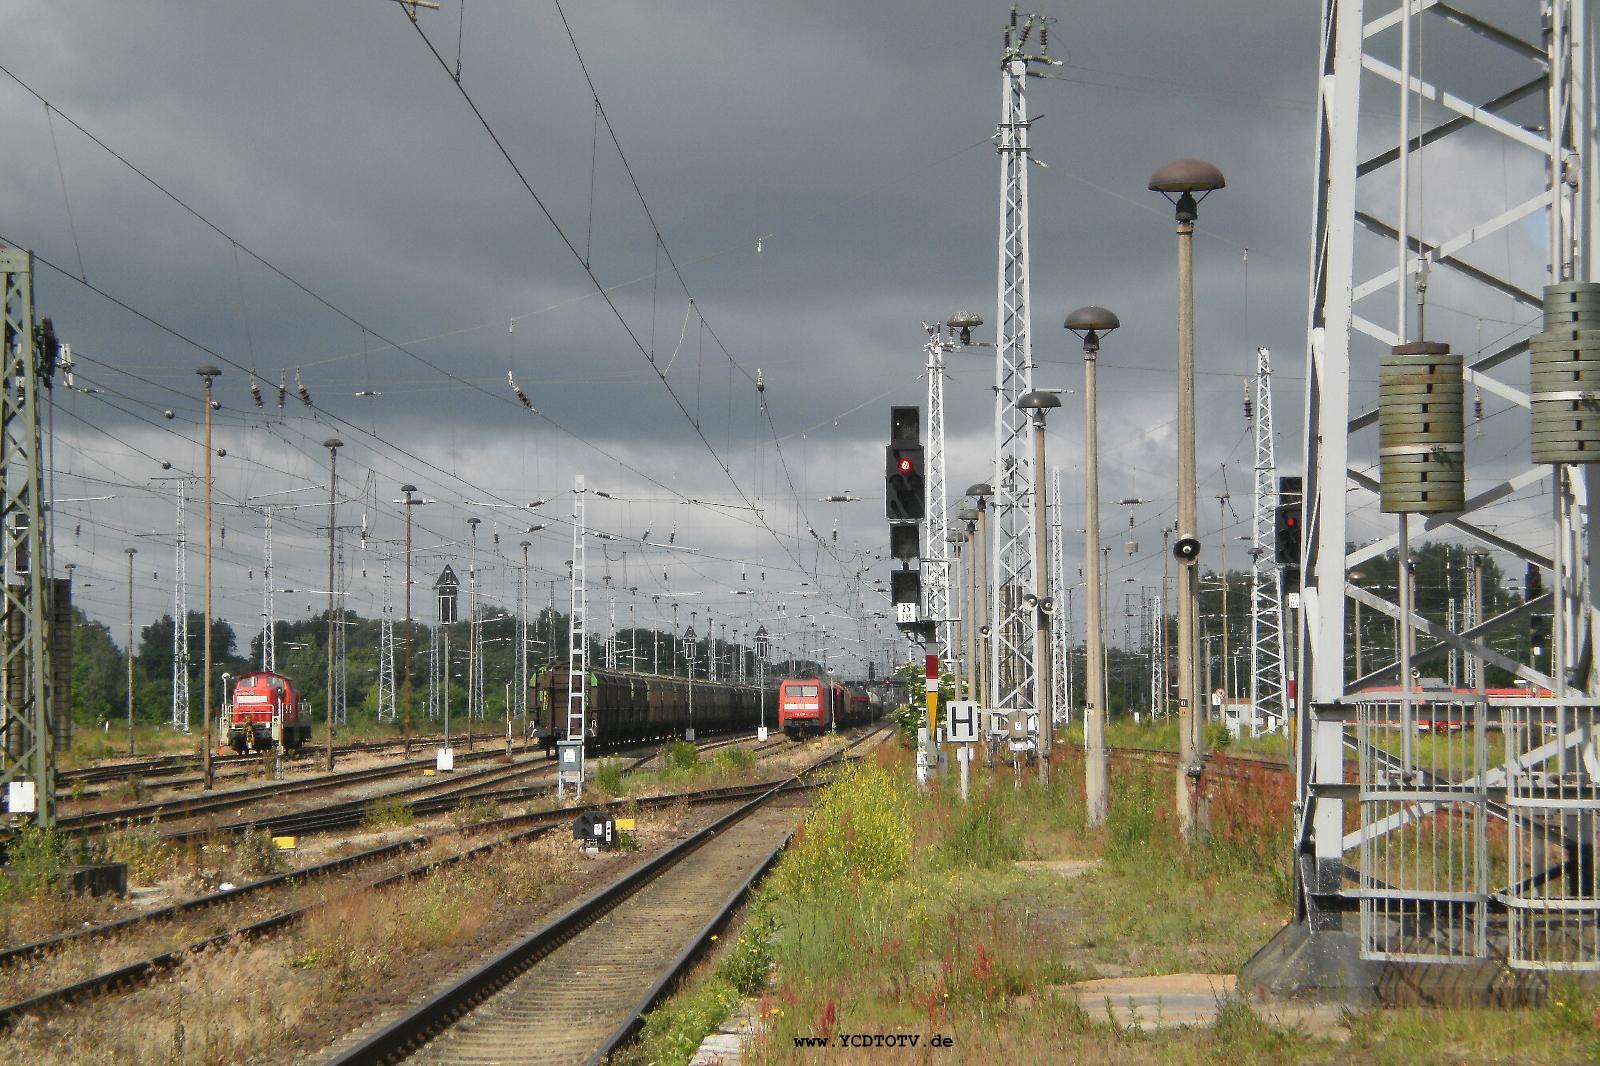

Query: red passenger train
226;670;314;753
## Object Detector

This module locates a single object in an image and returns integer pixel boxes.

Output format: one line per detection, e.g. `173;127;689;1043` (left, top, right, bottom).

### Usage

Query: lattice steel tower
0;249;56;826
1048;468;1069;725
1249;347;1286;732
377;552;396;722
989;8;1056;733
172;479;190;733
332;537;347;726
924;324;952;661
260;506;275;672
1272;0;1600;978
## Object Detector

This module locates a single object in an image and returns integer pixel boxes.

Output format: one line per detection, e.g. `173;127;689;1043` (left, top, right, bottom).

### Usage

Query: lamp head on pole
1065;305;1121;355
1016;390;1062;427
947;310;984;346
323;438;343;452
1148;159;1225;223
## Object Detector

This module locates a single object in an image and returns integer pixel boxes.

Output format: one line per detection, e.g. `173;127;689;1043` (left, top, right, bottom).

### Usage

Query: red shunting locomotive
226;670;313;753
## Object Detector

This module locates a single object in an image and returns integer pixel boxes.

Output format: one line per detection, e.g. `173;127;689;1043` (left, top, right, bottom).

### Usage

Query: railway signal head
1274;476;1303;570
889;524;920;561
885;445;926;523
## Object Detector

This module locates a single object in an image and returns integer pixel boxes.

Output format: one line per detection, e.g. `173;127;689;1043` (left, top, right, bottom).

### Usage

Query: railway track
58;733;452;787
0;732;798;975
55;728;782;840
0;729;858;1037
1071;742;1292;779
324;727;886;1065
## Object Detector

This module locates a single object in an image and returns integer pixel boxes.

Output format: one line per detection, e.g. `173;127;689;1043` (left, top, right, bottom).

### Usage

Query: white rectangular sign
896;602;919;623
946;700;980;744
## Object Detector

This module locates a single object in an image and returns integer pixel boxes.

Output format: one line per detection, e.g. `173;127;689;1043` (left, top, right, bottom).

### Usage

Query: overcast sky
0;2;1556;676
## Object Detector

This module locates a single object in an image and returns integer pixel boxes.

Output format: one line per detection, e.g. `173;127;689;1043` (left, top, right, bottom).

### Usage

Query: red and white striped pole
919;653;940;787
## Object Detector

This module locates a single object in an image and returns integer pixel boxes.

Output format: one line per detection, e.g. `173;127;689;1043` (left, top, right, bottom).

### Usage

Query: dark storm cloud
0;1;1355;664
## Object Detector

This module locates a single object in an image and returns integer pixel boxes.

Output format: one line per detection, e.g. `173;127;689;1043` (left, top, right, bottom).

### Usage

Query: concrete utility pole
197;366;221;790
323;438;342;773
126;548;136;755
1068;306;1118;823
1150;158;1225;842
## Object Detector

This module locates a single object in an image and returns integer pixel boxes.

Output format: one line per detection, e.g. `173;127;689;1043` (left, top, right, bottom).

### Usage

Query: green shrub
364;795;416;829
235;827;288;878
594;758;626;795
711;747;755;774
938;787;1026;869
774;761;911;897
450;800;502;828
887;701;921;744
721;902;777;995
665;740;699;773
0;824;70;899
101;819;174;884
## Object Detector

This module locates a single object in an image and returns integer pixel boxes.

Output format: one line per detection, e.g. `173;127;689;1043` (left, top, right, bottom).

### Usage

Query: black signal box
891;568;921;607
890;406;920;445
889;525;920;561
885;445;926;523
1274;476;1303;570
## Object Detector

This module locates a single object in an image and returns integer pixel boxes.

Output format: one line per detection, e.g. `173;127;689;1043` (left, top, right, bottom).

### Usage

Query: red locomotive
226;670;313;753
778;677;877;737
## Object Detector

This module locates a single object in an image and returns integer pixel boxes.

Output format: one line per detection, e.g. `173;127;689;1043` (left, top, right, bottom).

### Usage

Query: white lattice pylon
989;11;1056;737
172;479;190;733
1297;0;1598;930
924;325;952;661
377;552;397;722
1048;468;1069;725
1249;347;1286;733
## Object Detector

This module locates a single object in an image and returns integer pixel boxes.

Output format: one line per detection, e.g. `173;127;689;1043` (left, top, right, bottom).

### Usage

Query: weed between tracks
625;738;1600;1065
0;829;580;1065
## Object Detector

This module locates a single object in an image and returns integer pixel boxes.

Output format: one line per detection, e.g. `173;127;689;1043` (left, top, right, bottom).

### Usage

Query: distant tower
332;537;347;725
377;552;397;722
260;506;275;672
1148;593;1164;719
1248;346;1286;731
1047;468;1068;725
172;479;191;733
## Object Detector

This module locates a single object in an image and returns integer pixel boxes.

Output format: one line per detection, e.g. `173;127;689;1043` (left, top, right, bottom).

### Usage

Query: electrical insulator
1243;380;1252;420
1473;386;1483;421
669;522;677;544
509;371;533;410
277;371;287;409
296;368;311;406
249;376;264;408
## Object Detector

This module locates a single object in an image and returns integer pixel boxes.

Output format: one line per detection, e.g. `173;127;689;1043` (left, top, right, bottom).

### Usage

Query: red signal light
898;457;913;473
1286;516;1296;526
